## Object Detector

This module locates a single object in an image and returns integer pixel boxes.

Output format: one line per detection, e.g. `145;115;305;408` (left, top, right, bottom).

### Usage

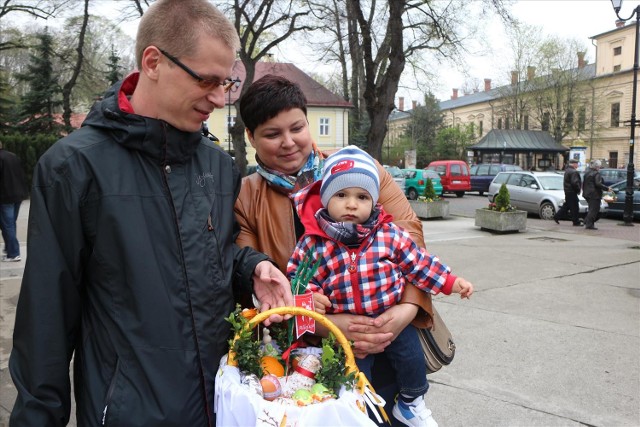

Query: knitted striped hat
320;145;380;207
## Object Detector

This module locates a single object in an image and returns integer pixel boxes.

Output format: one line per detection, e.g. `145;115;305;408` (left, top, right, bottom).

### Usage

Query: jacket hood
82;72;203;165
291;180;393;236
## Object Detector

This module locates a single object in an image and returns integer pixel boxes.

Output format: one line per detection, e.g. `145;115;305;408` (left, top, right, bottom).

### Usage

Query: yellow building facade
389;22;639;170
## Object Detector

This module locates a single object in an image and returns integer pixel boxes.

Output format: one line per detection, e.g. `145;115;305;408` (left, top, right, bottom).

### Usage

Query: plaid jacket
287;181;456;316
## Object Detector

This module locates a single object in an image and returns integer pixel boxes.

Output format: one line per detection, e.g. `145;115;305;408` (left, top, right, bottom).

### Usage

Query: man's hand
252;261;294;325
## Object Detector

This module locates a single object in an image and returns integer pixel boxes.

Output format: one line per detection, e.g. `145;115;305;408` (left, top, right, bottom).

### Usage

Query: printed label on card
294;292;316;339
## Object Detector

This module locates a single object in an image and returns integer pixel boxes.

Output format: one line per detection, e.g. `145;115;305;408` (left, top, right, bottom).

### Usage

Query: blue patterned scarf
256;145;324;194
315;207;379;247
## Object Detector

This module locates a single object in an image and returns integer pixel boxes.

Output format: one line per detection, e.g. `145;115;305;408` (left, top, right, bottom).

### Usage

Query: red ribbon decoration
293;364;316;379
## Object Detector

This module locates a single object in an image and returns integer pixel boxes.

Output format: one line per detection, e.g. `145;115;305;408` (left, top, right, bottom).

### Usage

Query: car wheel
407;188;418;200
455;192;465;198
539;202;556;220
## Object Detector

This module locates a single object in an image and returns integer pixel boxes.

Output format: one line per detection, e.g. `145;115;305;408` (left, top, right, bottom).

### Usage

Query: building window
524;115;529;130
613;64;621;72
542;112;550;131
505;117;510;130
566;110;574;128
578;107;586;131
611;102;620;127
613;46;622;55
319;117;330;136
609;151;618;169
497;118;502;129
479;120;483;136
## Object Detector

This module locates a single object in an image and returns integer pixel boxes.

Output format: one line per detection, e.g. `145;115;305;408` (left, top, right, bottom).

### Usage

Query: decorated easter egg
310;383;333;401
260;374;282;401
291;389;313;406
260;355;285;377
240;308;258;319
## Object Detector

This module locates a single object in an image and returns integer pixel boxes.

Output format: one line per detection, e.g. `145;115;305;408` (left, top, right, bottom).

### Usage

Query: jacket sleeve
392;226;456;296
594;172;608;191
231;167;271;296
9;161;84;426
571;171;582;193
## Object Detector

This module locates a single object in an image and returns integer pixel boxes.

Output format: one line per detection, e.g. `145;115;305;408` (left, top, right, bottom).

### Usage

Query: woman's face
247;108;314;175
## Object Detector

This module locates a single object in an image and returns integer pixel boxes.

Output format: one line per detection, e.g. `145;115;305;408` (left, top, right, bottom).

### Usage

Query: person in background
287;146;474;427
0;140;28;262
582;159;611;230
234;74;437;426
9;1;292;426
553;158;583;226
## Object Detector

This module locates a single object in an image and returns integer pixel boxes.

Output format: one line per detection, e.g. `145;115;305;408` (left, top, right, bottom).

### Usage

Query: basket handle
227;306;356;375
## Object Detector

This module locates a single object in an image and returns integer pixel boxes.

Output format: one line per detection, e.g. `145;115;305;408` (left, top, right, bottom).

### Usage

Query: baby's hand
452;277;474;299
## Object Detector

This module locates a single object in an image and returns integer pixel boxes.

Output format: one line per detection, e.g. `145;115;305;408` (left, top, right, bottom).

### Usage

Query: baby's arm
452;277;474;299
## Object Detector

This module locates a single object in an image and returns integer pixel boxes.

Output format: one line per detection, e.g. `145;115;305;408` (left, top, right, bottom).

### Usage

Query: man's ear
140;46;162;82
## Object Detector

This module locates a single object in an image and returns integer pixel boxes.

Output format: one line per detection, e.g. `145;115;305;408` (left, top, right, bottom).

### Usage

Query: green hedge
2;132;58;192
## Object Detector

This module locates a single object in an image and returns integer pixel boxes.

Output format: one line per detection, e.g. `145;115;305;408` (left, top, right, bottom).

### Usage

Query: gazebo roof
470;130;569;152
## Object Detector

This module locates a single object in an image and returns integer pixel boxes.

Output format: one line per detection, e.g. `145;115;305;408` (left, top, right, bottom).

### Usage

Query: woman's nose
281;132;295;147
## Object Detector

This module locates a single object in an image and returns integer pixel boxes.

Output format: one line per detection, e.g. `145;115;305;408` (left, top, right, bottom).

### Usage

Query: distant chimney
511;71;519;85
616;19;625;28
451;88;458;100
484;78;491;92
412;100;417;110
527;66;536;81
577;51;586;68
399;97;405;111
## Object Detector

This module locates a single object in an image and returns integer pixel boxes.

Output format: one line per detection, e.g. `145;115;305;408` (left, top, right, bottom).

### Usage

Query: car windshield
385;166;404;178
537;175;563;190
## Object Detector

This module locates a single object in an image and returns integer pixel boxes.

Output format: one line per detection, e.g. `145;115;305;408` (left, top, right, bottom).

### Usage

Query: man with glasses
9;1;293;426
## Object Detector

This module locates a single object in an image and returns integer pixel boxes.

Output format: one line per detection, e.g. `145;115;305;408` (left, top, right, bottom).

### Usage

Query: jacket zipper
101;358;121;425
348;250;364;314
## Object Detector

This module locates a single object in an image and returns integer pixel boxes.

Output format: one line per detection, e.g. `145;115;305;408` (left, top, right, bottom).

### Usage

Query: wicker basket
214;307;386;426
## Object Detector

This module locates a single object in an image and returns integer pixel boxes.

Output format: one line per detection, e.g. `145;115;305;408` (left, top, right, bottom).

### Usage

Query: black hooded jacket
9;75;267;426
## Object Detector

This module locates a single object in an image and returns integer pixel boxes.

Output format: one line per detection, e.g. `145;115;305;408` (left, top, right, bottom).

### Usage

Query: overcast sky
11;0;634;104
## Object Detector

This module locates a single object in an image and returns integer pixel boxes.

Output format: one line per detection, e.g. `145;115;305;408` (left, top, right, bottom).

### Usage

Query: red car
426;160;471;197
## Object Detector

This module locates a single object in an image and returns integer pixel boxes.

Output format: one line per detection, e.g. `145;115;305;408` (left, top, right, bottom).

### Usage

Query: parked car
426;160;471;197
597;168;640;186
603;178;640;220
403;168;444;200
487;171;604;220
383;165;406;193
470;163;523;196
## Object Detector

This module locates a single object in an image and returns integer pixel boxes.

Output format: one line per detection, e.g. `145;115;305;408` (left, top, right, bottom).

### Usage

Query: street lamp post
611;0;639;226
227;78;241;154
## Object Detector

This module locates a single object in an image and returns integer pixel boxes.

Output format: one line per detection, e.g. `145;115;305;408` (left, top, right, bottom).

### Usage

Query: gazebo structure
469;130;569;171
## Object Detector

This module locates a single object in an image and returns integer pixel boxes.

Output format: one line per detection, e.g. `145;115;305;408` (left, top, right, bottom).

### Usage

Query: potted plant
475;183;527;232
408;178;450;219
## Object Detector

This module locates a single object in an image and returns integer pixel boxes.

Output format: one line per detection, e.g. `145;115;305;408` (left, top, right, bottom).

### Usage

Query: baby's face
326;187;373;224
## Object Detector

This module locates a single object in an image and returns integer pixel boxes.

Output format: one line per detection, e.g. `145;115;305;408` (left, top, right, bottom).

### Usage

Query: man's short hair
568;158;579;164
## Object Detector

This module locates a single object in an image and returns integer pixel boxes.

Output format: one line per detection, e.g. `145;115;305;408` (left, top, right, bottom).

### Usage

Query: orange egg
240;308;258;319
260;374;282;401
260;356;285;377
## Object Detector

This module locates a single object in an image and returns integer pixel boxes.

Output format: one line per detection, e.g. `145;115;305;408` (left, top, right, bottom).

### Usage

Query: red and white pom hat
320;145;380;207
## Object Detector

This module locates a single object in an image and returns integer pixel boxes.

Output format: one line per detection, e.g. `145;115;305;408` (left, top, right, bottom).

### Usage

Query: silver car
383;165;406;194
487;171;604;220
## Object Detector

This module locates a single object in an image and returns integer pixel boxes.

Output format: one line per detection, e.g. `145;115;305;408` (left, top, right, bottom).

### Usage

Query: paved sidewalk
1;202;639;426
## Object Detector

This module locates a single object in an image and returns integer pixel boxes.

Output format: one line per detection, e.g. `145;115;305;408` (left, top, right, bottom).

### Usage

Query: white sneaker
1;255;21;262
392;396;438;427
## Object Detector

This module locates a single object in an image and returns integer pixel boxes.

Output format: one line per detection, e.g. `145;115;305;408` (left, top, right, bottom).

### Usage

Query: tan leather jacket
235;161;433;328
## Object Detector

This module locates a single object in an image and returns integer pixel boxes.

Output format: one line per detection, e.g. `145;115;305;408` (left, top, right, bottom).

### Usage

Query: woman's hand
325;304;418;358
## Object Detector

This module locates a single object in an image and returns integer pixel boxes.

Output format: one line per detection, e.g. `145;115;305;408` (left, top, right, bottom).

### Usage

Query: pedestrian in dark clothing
0;141;28;262
8;1;293;426
582;160;611;230
554;158;583;226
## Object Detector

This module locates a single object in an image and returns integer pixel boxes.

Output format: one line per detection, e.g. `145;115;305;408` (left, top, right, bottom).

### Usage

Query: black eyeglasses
158;48;237;92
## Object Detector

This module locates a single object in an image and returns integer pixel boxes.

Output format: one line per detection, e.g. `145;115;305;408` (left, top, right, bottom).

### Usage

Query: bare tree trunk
61;0;89;131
